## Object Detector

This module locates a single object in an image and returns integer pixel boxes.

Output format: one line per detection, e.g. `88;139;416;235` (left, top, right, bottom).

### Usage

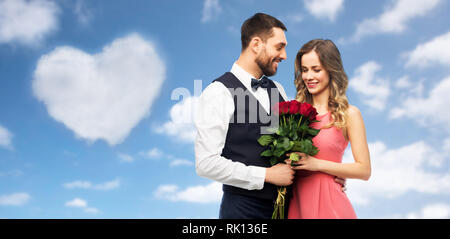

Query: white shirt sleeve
194;81;266;190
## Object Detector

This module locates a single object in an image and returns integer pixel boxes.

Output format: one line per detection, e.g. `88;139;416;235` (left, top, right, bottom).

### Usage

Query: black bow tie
251;76;270;90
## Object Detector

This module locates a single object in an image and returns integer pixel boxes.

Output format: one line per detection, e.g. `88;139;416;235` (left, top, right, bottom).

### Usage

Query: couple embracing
195;13;371;219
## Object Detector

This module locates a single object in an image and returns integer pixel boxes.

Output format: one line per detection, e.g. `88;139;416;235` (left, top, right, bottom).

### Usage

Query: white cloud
383;203;450;219
278;13;304;33
118;153;134;163
121;148;191;166
201;0;221;23
63;178;120;191
139;147;164;159
443;138;450;155
226;25;240;36
170;159;194;167
65;197;100;214
0;124;13;150
94;179;120;190
344;141;450;206
390;77;450;132
0;192;30;206
0;169;23;177
406;203;450;219
74;0;92;25
349;0;442;42
65;198;87;208
154;96;199;143
394;76;411;89
404;31;450;68
393;76;426;101
285;14;304;24
64;180;92;189
154;181;222;204
83;207;100;214
0;0;60;46
303;0;344;22
349;61;390;111
120;148;164;163
32;33;166;146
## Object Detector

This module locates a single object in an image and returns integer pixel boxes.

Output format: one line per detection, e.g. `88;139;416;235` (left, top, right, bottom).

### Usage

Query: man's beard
255;52;278;77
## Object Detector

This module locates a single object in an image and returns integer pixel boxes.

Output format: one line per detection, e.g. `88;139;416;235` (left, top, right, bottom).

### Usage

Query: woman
287;39;371;219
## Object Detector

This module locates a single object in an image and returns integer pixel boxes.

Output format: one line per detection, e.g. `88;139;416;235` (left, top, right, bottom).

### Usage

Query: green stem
289;115;293;132
297;115;303;131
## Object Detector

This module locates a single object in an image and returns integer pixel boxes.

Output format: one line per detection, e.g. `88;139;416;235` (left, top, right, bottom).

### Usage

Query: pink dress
288;112;357;219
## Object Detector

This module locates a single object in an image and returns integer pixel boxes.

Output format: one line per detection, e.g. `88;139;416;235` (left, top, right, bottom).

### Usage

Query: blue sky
0;0;449;219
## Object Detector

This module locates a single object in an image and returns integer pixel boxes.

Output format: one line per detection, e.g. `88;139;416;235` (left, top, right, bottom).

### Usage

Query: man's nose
280;49;287;60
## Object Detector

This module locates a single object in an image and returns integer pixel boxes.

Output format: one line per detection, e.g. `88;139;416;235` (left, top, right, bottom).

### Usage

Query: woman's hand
285;152;348;192
285;152;323;172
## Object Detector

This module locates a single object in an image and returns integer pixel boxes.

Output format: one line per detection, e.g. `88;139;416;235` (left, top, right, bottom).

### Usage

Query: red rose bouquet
257;100;320;219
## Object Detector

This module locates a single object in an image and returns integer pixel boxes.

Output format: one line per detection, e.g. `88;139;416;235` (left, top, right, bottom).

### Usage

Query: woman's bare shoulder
346;104;363;122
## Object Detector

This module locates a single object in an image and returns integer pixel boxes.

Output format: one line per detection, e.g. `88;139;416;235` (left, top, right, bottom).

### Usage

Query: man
195;13;293;219
195;13;345;219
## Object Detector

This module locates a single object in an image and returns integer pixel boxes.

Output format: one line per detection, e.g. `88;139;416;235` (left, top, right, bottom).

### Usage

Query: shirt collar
230;63;266;89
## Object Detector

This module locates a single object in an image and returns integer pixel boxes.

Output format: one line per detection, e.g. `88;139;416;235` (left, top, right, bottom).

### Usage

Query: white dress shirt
194;63;288;190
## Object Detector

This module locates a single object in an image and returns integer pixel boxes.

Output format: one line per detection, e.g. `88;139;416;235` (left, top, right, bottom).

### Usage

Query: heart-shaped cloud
32;33;166;145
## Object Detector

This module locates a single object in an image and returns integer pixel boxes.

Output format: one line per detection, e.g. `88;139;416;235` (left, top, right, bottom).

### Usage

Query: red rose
299;103;318;120
276;101;290;115
288;100;301;114
299;103;312;116
308;107;318;121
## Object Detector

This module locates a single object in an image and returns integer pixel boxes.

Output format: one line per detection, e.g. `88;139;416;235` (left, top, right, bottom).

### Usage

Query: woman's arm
291;105;371;180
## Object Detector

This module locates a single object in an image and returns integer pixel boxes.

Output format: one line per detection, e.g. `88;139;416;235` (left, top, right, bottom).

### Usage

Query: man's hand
335;177;347;192
265;163;295;186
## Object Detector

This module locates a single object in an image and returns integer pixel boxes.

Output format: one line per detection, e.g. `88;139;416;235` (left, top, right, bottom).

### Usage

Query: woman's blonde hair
294;39;349;138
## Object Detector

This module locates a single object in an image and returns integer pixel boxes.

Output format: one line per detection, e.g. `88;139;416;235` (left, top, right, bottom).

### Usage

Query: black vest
213;72;286;200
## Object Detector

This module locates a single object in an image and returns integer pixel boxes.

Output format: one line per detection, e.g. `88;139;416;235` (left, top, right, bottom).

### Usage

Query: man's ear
249;36;264;55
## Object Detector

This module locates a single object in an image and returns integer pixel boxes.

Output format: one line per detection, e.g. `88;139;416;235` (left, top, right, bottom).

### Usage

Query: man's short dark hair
241;13;287;51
